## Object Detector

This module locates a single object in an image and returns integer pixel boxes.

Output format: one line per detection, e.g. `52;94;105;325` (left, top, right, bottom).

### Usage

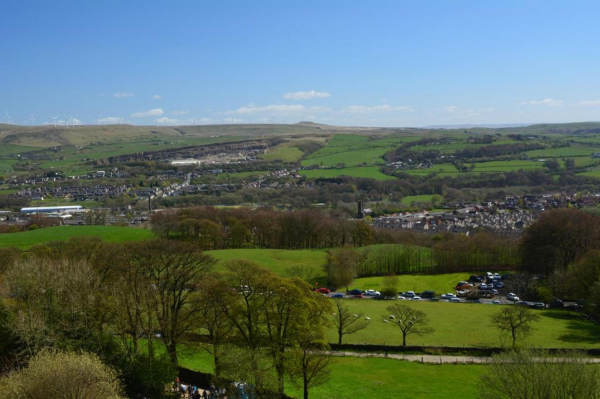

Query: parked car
364;290;381;296
441;293;456;299
494;282;505;289
492;300;501;304
397;295;406;300
469;275;484;283
348;289;362;296
479;284;488;290
530;302;545;309
315;287;330;294
331;293;344;299
403;291;416;298
420;290;436;299
494;273;501;279
550;299;564;308
517;301;529;306
450;297;462;303
411;296;422;301
352;294;364;299
507;292;518;300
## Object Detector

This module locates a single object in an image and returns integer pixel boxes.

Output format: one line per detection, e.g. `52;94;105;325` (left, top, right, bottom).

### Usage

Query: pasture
351;272;471;295
0;225;154;249
300;166;395;180
324;300;600;348
401;194;436;205
261;143;304;162
178;349;485;399
207;248;328;277
301;135;419;167
526;146;595;158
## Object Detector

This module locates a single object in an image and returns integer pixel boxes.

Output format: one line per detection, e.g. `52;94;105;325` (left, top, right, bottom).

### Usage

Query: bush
0;349;125;399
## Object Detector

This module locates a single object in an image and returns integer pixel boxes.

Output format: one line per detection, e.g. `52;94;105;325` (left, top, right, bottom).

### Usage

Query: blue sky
1;0;600;127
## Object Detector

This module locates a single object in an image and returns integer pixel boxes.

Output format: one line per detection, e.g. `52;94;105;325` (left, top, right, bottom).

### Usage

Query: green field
400;194;436;205
351;272;471;294
301;135;419;167
472;160;544;172
526;146;595;158
262;144;304;162
0;225;154;249
324;300;600;348
207;248;328;277
300;166;395;180
179;349;485;399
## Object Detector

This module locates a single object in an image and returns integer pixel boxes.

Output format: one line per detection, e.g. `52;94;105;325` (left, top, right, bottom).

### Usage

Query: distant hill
2;121;600;148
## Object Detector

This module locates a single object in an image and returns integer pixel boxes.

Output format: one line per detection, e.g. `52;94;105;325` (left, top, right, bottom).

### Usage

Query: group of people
174;377;226;399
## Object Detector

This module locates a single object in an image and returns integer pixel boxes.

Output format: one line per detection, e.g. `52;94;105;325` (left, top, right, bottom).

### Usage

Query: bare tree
491;306;540;348
332;301;369;345
387;304;434;347
126;239;215;365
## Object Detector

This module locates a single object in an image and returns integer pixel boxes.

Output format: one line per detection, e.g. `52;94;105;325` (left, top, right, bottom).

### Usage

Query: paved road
327;351;600;364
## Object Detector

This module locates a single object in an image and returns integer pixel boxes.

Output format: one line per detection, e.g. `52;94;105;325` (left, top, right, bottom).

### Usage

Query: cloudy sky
1;0;600;127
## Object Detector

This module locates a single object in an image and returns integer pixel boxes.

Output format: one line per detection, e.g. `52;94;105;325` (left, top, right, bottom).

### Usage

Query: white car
365;290;381;296
403;291;416;298
494;273;501;279
411;296;422;301
397;295;406;300
507;293;520;301
441;293;456;299
450;297;462;303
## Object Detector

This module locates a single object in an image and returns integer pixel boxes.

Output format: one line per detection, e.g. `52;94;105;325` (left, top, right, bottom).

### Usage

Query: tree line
0;238;333;398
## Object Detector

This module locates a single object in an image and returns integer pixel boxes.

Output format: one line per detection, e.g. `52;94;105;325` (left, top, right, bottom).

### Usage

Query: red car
314;287;330;294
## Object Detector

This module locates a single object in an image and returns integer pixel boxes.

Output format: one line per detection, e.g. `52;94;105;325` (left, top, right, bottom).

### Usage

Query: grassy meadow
300;166;395;180
0;225;154;249
324;300;600;348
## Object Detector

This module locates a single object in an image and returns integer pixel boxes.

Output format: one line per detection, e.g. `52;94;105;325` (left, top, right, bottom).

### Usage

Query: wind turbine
29;114;35;126
63;115;70;128
192;117;196;126
94;115;102;126
155;119;159;127
51;116;58;127
119;118;123;125
4;112;12;125
69;116;75;128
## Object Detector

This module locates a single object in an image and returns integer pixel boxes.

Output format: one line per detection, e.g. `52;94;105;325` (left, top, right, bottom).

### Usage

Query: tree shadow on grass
542;310;600;345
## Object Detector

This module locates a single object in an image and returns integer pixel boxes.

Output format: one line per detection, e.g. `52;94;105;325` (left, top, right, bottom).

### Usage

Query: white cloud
283;90;331;100
114;92;135;98
226;104;306;115
98;116;121;124
442;105;458;113
131;108;164;118
154;117;180;125
574;100;600;107
152;94;162;100
520;98;563;107
171;110;189;116
341;104;413;114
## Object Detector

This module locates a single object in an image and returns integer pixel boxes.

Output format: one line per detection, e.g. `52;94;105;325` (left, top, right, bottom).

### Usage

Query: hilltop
2;121;600;149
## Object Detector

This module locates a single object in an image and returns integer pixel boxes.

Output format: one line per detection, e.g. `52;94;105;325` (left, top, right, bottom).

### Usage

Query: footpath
327;351;600;364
